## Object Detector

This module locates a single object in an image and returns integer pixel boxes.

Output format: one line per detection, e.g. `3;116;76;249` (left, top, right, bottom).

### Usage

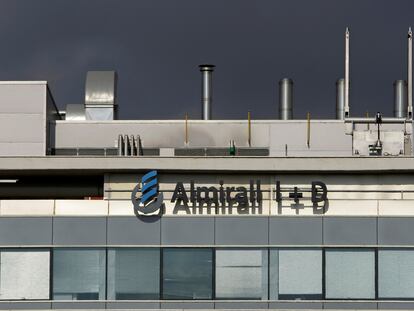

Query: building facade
1;72;414;310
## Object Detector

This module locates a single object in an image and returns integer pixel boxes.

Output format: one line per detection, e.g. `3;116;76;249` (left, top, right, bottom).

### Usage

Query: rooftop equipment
394;80;407;118
200;65;215;120
85;71;117;120
65;104;85;120
408;27;413;118
279;78;293;120
336;78;345;120
344;27;350;118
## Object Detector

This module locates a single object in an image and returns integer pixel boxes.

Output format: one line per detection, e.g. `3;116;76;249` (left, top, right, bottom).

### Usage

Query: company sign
132;171;328;216
131;170;163;215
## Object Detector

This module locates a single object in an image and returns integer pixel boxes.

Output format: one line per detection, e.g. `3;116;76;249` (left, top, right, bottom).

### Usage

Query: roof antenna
344;27;350;118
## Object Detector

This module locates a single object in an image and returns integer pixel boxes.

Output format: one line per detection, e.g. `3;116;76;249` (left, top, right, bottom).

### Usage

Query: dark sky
0;0;413;119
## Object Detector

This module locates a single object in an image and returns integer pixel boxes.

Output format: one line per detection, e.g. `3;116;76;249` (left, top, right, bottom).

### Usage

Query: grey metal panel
323;217;377;245
53;217;106;245
107;216;161;245
0;302;51;310
269;301;323;309
214;301;268;309
0;217;52;245
51;302;106;309
215;217;268;246
378;302;414;309
378;217;414;245
269;217;322;245
161;301;214;309
323;302;378;309
161;217;214;245
106;302;160;309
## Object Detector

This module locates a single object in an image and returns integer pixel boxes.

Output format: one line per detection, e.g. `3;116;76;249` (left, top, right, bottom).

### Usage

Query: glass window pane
325;249;375;299
0;249;50;300
162;248;213;299
379;249;414;298
53;249;106;300
216;249;268;299
270;249;322;300
107;248;160;300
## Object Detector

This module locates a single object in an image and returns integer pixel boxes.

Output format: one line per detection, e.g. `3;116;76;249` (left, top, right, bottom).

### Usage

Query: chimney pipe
344;27;350;118
336;79;345;120
279;78;293;120
199;65;215;120
394;80;407;118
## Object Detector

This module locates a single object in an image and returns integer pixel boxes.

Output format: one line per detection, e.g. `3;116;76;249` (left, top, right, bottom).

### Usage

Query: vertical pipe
117;134;123;156
307;112;311;148
124;135;129;156
279;78;293;120
247;111;251;147
408;27;413;119
199;65;215;120
185;113;189;145
344;27;350;118
394;80;407;118
336;78;345;120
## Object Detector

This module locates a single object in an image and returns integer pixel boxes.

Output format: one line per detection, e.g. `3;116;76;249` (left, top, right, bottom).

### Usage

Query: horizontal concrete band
1;156;414;173
2;199;414;216
0;300;412;310
0;216;413;246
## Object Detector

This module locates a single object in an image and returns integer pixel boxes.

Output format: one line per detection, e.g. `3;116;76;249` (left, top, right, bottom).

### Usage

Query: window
0;249;50;300
162;248;213;299
107;248;160;299
325;249;375;299
270;249;322;300
53;249;106;300
215;249;268;299
379;249;414;299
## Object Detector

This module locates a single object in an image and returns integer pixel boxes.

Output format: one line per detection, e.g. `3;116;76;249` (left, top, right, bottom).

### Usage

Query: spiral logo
131;170;163;215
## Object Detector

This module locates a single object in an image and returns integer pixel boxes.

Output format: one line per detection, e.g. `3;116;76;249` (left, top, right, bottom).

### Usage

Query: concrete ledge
1;156;414;173
0;200;54;215
54;200;108;215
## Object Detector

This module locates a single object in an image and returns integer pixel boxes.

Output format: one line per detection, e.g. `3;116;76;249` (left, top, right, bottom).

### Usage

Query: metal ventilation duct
85;71;117;120
279;78;293;120
394;80;407;118
65;104;85;120
199;65;214;120
336;79;345;120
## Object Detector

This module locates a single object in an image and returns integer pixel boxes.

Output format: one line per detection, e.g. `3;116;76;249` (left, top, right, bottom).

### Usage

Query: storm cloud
0;0;412;120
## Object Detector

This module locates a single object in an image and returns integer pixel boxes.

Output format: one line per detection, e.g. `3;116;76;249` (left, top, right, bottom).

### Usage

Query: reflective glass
269;249;322;300
162;248;213;299
379;249;414;298
325;249;375;299
215;249;268;299
53;249;106;300
107;248;160;299
0;249;50;300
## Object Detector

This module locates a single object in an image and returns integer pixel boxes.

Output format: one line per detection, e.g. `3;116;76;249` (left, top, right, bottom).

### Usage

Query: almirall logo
131;170;163;215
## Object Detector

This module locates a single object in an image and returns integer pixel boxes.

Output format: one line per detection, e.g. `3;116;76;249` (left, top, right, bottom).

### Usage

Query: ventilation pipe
394;80;407;118
85;71;117;120
336;78;345;120
344;27;350;118
199;65;215;120
279;78;293;120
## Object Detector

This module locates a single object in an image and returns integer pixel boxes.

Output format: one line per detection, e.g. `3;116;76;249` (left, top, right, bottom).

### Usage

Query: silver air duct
199;65;214;120
394;80;407;118
336;79;345;120
85;71;117;120
279;78;293;120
